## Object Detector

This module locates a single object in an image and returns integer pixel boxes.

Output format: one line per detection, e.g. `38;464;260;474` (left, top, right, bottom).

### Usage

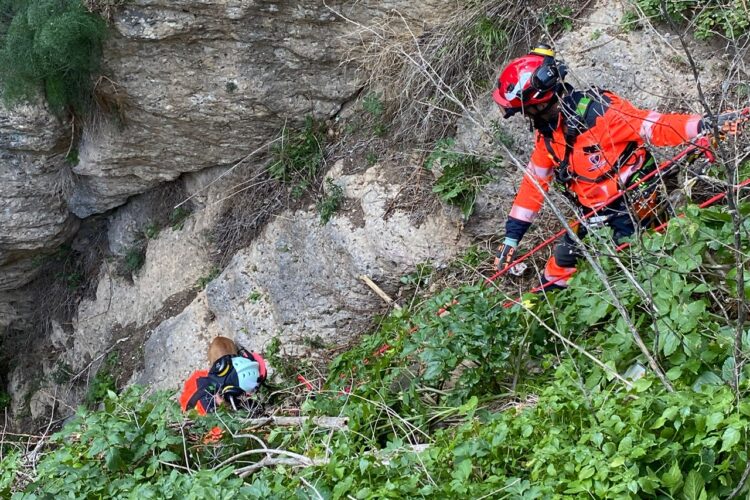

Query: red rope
502;175;750;307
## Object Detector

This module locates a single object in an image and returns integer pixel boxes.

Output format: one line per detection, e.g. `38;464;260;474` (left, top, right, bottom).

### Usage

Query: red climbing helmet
493;44;567;117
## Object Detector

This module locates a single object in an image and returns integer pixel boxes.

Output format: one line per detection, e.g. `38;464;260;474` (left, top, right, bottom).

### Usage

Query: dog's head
207;336;238;365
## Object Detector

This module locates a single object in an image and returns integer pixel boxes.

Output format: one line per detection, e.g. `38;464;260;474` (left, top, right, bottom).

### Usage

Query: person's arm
605;93;702;147
496;142;554;270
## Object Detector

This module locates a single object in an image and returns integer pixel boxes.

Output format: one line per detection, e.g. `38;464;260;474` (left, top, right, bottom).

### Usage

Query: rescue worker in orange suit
180;347;267;415
493;44;746;288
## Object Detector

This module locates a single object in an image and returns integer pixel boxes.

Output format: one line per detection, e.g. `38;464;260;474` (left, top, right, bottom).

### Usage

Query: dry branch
359;275;402;309
239;416;349;431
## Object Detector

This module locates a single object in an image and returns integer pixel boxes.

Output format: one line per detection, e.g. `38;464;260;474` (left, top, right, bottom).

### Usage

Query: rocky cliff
0;0;447;332
0;0;740;428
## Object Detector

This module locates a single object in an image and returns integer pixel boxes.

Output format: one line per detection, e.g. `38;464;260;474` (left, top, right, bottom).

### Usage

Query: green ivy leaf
683;470;706;500
662;461;683;490
578;465;595;480
660;330;680;357
706;412;724;433
720;427;741;453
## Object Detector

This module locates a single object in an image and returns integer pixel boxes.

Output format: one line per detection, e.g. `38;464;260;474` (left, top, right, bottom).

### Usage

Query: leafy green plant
633;0;750;39
542;4;574;32
8;386;254;498
268;117;325;196
302;335;328;349
491;120;514;148
143;222;159;239
0;390;10;410
56;270;83;290
65;148;79;165
85;352;118;406
8;198;750;498
52;361;72;384
362;92;383;118
426;138;496;218
264;335;301;380
123;245;145;273
317;177;343;225
400;262;434;289
365;151;378;165
0;0;107;115
195;266;220;290
169;206;190;231
466;16;508;67
620;9;642;32
362;92;388;138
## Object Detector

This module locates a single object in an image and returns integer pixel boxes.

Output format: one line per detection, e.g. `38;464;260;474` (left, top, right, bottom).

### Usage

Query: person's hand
494;238;518;271
701;110;749;137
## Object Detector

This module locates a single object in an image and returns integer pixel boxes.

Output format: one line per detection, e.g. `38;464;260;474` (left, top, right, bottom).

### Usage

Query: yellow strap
530;47;555;57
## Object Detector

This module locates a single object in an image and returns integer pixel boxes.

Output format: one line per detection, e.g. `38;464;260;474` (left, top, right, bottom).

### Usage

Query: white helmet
231;356;261;393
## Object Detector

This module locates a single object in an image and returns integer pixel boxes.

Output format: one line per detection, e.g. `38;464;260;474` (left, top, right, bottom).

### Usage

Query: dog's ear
207;336;238;365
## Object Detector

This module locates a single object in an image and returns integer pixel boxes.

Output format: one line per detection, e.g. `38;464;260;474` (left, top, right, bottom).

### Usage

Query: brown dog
207;336;238;365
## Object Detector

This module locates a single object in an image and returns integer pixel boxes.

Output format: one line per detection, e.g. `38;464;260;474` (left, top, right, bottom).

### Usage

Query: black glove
494;238;518;271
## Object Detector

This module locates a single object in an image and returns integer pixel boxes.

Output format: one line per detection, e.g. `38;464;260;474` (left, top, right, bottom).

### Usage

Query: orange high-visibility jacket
179;370;212;415
507;90;702;229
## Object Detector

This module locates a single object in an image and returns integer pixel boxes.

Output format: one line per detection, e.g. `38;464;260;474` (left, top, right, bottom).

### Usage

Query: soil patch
106;288;198;389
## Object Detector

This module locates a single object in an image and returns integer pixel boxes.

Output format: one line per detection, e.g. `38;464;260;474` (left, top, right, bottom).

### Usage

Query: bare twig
238;416;349;430
234;456;328;478
728;460;750;499
212;447;318;471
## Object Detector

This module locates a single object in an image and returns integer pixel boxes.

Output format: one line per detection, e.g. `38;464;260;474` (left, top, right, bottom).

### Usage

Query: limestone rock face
138;161;468;392
0;101;79;329
69;0;448;217
0;0;448;329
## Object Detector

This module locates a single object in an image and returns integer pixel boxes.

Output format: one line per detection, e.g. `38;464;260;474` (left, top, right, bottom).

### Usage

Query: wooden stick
239;416;348;430
235;456;328;477
359;275;401;309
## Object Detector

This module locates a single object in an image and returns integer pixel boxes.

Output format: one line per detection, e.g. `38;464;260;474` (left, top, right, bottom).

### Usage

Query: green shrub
426;138;497;218
52;361;72;384
124;245;145;273
634;0;750;39
8;386;253;498
169;206;191;231
0;0;107;115
85;352;118;406
64;148;79;165
195;266;220;290
0;390;10;410
56;269;83;290
542;4;574;32
466;16;508;68
143;222;159;239
268;117;325;198
8;198;750;498
317;177;343;225
362;92;383;118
